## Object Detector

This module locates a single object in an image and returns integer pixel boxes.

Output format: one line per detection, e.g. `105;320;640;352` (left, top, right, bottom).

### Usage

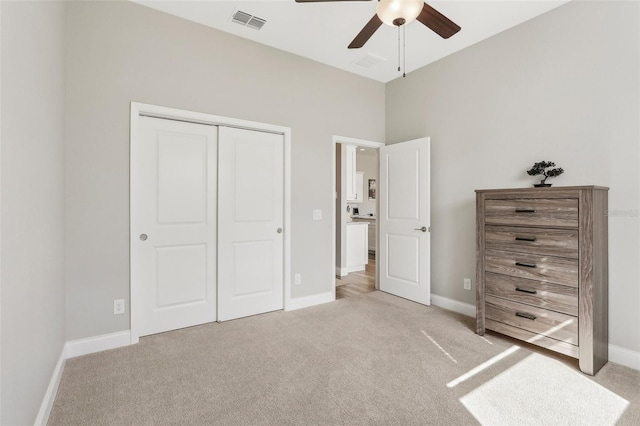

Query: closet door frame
129;102;291;344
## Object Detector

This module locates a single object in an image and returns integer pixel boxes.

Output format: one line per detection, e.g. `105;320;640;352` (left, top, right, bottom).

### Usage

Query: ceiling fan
295;0;461;49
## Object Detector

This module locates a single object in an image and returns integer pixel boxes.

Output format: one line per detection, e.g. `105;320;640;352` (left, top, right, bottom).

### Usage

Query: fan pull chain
403;25;406;78
397;25;401;73
396;25;406;78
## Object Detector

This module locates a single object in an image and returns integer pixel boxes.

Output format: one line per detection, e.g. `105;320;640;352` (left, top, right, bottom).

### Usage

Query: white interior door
379;137;431;305
218;127;284;321
132;116;218;337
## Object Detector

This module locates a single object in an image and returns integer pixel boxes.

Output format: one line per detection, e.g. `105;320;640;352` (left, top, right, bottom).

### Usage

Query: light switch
313;209;322;220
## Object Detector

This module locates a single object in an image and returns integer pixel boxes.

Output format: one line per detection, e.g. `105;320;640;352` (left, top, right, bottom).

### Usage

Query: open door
379;138;431;305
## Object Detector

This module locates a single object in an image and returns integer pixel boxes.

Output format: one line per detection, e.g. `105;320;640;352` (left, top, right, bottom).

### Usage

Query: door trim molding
130;102;291;343
332;136;384;297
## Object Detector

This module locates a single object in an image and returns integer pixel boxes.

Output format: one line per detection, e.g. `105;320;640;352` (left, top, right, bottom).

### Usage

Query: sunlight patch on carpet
447;345;520;388
460;353;628;425
421;330;457;364
478;335;493;345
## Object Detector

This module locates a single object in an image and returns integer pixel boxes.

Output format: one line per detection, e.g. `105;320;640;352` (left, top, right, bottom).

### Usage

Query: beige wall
386;1;640;353
1;1;67;423
64;1;385;339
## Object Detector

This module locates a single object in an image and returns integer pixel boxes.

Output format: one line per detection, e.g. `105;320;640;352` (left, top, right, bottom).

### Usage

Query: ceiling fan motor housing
376;0;424;27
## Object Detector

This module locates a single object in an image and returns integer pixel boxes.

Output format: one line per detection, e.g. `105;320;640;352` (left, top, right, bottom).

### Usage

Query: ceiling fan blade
417;2;461;39
348;14;383;49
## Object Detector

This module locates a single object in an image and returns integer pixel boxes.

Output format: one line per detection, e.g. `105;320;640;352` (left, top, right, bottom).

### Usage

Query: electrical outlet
463;278;472;291
312;210;322;220
294;274;302;285
114;299;125;315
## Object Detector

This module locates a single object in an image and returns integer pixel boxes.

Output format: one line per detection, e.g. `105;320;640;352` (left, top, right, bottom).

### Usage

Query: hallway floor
335;253;375;299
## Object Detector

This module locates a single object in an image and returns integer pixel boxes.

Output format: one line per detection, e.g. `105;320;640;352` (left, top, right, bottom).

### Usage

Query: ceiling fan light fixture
376;0;423;27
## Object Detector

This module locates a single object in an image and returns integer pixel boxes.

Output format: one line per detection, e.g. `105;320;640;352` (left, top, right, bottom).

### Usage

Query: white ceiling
133;0;569;83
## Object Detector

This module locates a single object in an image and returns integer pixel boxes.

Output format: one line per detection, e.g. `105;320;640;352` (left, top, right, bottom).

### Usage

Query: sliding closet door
217;127;284;321
131;116;218;337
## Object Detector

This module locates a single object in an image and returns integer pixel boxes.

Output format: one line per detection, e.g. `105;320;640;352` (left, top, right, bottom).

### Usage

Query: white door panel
234;141;277;222
132;117;218;337
233;240;274;296
386;234;419;284
379;138;430;305
156;244;207;307
218;127;284;321
387;149;420;220
157;134;207;223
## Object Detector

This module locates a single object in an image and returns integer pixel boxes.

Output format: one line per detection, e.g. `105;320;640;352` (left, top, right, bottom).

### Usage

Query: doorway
332;136;432;306
333;136;384;299
335;254;376;299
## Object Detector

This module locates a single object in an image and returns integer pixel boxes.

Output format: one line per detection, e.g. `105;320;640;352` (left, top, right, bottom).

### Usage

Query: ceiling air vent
247;16;266;31
352;53;387;69
231;10;266;31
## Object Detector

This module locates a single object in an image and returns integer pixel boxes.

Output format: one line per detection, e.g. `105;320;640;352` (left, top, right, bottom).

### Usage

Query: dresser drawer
485;226;578;258
486;295;578;345
485;198;578;228
485;249;578;287
485;272;578;316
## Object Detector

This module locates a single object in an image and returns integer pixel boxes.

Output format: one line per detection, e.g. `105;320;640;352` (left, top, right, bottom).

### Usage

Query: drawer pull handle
515;208;536;213
515;287;537;295
515;261;537;268
516;312;537;321
515;236;537;242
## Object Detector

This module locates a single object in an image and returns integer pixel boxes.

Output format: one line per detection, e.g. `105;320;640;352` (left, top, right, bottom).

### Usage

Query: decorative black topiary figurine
527;161;564;187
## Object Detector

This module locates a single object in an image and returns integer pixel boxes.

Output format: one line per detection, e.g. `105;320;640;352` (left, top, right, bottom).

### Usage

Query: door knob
414;226;427;232
139;234;148;241
277;228;283;234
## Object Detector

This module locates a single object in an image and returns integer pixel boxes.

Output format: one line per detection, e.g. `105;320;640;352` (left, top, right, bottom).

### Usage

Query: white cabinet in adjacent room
345;222;368;274
366;220;376;252
353;217;376;252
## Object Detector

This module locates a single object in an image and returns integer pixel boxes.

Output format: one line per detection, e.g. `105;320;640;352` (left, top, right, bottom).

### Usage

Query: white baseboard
35;331;133;425
609;343;640;371
34;348;66;426
286;290;335;311
337;265;365;276
431;294;476;318
65;330;132;359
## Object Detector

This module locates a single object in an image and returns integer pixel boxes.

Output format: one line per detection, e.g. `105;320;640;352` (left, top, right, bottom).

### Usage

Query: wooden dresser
476;186;608;375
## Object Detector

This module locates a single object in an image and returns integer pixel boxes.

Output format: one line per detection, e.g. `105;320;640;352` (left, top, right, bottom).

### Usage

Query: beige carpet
48;291;640;425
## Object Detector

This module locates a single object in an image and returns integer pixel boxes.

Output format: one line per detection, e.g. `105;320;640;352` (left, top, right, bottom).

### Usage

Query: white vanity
344;221;368;275
352;216;376;252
